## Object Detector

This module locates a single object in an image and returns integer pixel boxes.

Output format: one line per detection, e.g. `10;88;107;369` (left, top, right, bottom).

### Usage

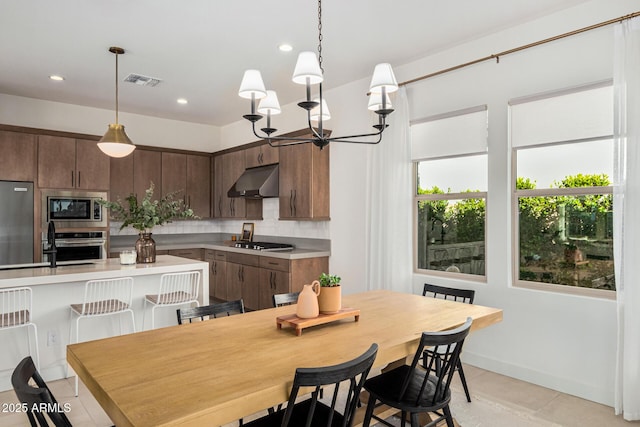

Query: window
511;82;615;294
412;106;488;277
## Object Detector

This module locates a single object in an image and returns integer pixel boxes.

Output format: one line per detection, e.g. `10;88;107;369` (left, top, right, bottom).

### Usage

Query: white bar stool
143;271;200;330
0;287;40;369
68;277;135;396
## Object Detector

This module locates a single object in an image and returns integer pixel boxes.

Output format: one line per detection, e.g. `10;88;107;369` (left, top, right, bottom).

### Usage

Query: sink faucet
43;221;57;268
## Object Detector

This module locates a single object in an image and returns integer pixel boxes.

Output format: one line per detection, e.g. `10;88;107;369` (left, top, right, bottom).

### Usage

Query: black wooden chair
243;343;378;427
176;299;245;324
272;292;300;307
12;356;73;427
422;283;475;402
362;319;472;427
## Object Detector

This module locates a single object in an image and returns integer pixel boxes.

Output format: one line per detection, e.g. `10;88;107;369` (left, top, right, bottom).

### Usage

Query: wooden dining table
67;289;503;427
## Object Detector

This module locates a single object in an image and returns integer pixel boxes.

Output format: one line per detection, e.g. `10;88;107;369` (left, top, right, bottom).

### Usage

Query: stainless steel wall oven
41;231;107;262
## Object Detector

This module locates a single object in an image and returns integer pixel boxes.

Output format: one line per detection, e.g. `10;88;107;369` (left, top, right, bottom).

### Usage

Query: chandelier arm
326;128;385;142
328;135;383;145
307;115;325;141
251;121;325;144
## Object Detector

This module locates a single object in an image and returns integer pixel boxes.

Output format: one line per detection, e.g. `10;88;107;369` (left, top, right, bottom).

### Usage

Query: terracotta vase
318;285;341;314
296;281;320;318
135;232;156;263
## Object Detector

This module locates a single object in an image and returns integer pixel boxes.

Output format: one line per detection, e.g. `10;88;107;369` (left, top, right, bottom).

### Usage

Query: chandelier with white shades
238;0;398;149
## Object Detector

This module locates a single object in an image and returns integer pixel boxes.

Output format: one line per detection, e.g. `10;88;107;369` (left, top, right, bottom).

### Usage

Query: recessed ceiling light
49;75;65;81
278;44;293;52
177;98;188;105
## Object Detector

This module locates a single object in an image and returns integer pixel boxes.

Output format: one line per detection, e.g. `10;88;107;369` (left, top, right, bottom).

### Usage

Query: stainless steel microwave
42;190;108;229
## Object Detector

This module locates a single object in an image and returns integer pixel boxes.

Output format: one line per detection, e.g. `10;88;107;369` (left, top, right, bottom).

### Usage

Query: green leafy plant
98;182;197;233
319;272;341;287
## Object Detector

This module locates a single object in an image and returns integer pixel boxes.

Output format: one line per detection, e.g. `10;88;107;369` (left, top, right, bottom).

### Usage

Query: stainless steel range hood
228;164;279;198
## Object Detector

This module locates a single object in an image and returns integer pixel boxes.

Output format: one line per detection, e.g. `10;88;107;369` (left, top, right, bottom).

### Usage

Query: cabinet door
161;152;187;199
213;155;224;218
226;263;243;301
259;269;290;310
279;142;329;220
75;139;110;190
110;155;134;202
279;143;311;219
212;260;228;301
218;151;246;218
37;135;76;188
0;131;36;182
186;154;211;218
133;149;162;201
240;265;260;311
245;144;279;168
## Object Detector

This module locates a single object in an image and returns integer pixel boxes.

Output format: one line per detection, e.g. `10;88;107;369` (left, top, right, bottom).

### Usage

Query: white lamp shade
98;124;136;158
369;63;398;94
239;70;267;99
292;52;323;85
310;98;330;121
368;92;393;111
257;90;282;115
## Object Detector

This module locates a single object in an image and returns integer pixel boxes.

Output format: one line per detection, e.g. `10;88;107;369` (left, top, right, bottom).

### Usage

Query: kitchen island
0;255;208;392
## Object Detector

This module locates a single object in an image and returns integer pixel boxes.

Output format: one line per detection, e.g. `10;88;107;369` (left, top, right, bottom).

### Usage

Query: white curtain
365;86;413;293
613;16;640;421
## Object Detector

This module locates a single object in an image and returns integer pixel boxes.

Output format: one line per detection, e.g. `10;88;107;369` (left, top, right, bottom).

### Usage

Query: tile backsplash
109;198;330;239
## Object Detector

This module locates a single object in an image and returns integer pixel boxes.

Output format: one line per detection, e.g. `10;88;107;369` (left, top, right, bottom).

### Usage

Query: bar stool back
0;287;39;369
143;271;200;329
69;277;135;396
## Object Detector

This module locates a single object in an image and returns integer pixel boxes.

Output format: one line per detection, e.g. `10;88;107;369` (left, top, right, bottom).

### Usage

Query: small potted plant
317;272;341;314
98;182;197;263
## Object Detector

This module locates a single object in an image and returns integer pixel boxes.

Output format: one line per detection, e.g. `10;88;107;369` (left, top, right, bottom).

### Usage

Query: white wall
0;93;221;152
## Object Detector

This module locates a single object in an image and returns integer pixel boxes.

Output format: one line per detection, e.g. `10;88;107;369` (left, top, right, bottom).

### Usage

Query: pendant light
98;46;136;158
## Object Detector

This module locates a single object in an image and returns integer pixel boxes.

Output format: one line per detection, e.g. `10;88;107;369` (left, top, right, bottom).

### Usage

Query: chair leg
129;310;136;334
457;360;471;402
410;412;420;427
74;315;82;396
362;395;377;427
443;405;455;427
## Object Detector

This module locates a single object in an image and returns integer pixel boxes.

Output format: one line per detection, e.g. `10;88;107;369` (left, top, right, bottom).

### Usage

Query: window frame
413;160;488;281
511;138;615;299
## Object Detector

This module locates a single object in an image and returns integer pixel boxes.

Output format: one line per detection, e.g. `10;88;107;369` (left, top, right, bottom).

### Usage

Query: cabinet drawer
227;252;260;267
169;248;204;261
204;249;215;260
260;257;290;272
213;251;228;261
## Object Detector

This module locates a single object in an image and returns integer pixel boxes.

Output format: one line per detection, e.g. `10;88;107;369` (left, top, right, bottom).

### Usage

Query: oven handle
46;240;106;247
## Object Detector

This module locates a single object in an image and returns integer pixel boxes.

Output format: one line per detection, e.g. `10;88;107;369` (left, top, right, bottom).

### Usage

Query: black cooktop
234;241;295;251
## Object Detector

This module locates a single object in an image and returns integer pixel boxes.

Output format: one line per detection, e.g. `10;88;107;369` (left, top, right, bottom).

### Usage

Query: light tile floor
1;364;638;426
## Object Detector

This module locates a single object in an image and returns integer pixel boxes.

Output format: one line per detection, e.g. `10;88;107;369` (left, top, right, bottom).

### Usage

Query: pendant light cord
317;0;323;74
115;50;119;125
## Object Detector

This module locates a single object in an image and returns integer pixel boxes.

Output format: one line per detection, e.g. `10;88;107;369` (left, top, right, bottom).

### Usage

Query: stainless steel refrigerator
0;181;34;265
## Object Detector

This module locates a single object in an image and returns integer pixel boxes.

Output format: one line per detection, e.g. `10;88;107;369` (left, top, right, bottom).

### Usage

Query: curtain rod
398;11;640;87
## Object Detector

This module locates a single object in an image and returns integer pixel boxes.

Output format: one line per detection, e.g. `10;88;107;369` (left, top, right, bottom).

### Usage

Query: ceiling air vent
124;73;162;87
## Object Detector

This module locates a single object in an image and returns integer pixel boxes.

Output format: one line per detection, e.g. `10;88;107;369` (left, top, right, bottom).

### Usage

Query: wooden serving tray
276;307;360;336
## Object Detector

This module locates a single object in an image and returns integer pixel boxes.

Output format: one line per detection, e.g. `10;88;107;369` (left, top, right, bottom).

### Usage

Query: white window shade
511;84;613;148
411;106;488;160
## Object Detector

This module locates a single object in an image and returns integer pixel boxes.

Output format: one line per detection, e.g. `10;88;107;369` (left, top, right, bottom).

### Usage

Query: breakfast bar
0;255;209;392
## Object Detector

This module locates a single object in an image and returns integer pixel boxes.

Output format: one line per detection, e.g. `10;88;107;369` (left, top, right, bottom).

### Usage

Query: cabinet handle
237;266;241;281
289;190;294;216
71;171;74;187
293;189;297;216
218;195;222;216
78;171;81;188
241;265;244;282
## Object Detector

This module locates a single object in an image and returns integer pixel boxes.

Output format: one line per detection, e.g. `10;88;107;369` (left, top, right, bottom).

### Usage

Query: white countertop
0;255;209;289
